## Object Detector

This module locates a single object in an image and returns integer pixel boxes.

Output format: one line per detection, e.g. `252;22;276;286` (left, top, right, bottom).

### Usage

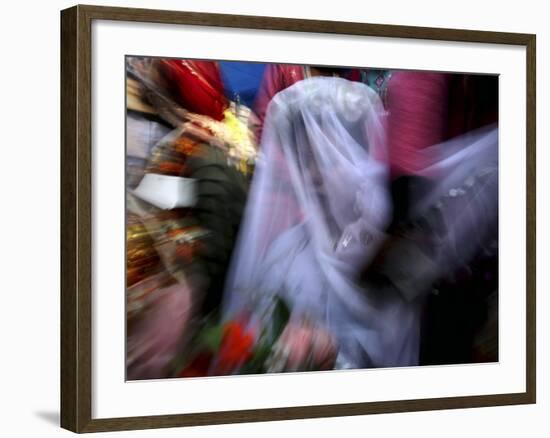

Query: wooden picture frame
61;4;536;433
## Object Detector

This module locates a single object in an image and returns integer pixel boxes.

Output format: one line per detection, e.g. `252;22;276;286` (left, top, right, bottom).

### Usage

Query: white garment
223;77;420;368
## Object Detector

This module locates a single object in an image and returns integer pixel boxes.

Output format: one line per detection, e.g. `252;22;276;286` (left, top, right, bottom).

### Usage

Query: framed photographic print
60;4;536;433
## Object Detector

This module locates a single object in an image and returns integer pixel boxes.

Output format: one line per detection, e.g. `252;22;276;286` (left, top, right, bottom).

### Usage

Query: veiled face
277;85;384;239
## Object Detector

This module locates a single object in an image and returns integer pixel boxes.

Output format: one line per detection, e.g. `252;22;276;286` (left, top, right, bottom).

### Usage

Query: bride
222;74;498;371
222;76;423;370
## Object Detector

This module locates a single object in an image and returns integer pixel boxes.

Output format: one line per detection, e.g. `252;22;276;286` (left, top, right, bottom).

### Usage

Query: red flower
214;322;255;374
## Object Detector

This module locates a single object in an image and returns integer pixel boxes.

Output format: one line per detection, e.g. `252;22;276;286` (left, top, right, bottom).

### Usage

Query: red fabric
160;60;227;120
386;72;450;178
254;64;306;137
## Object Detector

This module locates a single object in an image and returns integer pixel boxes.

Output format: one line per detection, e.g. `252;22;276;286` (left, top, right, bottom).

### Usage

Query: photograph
125;57;499;380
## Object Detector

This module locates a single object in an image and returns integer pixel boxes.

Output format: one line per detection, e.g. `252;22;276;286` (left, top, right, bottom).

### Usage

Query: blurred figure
361;124;499;364
223;77;421;369
377;71;499;365
125;57;256;379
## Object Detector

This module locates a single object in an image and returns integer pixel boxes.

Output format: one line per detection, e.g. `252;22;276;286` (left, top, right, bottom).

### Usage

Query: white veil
222;77;422;368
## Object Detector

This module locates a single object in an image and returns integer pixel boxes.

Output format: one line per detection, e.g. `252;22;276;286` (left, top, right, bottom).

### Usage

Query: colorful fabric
158;60;228;121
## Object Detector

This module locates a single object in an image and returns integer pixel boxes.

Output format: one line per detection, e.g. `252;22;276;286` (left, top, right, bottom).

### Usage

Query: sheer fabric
223;77;420;368
222;76;498;369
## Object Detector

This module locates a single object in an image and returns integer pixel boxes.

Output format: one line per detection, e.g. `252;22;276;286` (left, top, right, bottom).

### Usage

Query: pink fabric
127;283;193;379
386;72;450;178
